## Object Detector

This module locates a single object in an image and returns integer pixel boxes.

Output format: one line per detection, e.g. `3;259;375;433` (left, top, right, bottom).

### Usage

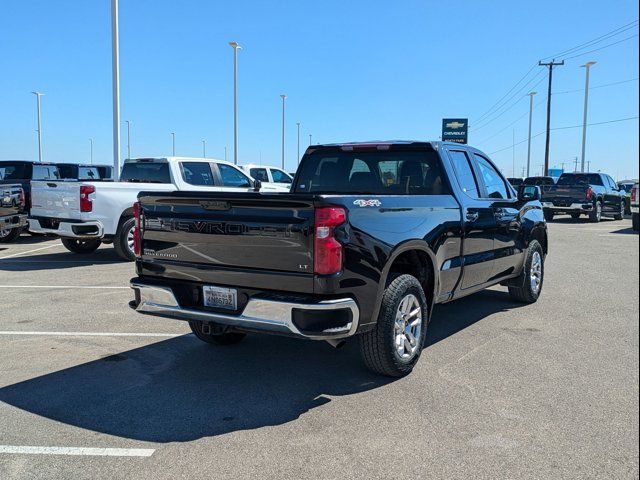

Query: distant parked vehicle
540;172;626;222
240;164;293;190
0;161;61;212
28;157;287;260
507;177;524;187
0;184;27;243
631;183;639;231
524;176;557;186
617;180;637;215
56;163;114;182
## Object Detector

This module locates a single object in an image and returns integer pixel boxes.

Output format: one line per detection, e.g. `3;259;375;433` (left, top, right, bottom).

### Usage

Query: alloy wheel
394;294;422;361
530;251;542;294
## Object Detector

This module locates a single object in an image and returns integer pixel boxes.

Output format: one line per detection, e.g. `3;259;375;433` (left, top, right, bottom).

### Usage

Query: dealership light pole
125;120;131;160
309;133;312;146
280;94;287;170
31;91;44;162
89;138;94;165
580;61;596;173
229;41;241;164
111;0;121;179
526;91;536;177
171;132;176;156
202;139;206;158
296;122;301;165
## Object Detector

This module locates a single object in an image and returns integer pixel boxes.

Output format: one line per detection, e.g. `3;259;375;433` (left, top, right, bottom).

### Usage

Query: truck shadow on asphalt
0;289;523;442
0;248;124;270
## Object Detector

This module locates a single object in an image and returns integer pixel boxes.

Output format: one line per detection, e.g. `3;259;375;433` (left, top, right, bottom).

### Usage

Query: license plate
203;285;237;310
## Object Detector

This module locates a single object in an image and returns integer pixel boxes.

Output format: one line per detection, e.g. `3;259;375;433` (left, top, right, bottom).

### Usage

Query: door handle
46;183;58;188
466;211;479;222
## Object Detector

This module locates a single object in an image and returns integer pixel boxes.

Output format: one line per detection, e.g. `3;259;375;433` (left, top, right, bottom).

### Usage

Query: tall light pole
171;132;176;156
526;91;536;177
31;91;44;162
309;133;312;146
111;0;121;179
580;61;596;173
224;146;227;162
89;138;94;165
296;122;301;165
125;120;131;160
202;139;206;158
229;41;241;164
280;94;287;170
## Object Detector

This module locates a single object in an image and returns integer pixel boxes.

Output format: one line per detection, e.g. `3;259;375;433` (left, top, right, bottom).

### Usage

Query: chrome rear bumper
0;214;27;230
542;202;592;211
130;281;360;340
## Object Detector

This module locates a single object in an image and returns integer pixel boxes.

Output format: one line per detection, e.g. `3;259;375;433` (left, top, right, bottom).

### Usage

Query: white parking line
0;285;129;289
0;243;63;260
0;331;183;337
0;445;155;457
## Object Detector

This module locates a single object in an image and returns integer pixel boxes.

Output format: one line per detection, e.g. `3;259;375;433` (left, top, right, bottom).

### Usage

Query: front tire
61;237;101;254
0;227;21;243
189;321;246;345
359;274;428;377
613;201;625;221
508;240;544;304
113;217;136;261
633;213;639;231
589;201;602;223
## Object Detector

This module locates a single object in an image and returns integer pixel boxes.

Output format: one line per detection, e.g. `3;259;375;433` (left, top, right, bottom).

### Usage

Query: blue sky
1;0;638;179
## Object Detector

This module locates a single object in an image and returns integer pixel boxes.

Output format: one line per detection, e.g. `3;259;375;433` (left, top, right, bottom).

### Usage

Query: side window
448;150;480;198
473;154;509;199
181;162;214;186
271;169;292;184
217;164;252;188
32;165;59;180
249;168;269;182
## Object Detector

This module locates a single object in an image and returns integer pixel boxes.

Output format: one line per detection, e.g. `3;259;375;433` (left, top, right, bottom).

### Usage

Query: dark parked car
507;177;524;187
524;176;557;186
617;180;637;215
0;184;27;242
129;141;548;377
0;161;61;211
540;172;626;222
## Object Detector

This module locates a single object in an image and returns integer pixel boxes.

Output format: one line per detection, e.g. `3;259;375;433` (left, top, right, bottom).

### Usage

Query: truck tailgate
138;192;315;290
30;181;82;218
542;185;588;205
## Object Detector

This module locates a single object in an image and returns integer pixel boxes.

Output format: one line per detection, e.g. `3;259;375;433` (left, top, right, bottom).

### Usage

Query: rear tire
189;321;246;345
61;237;101;254
589;201;602;223
359;274;428;377
613;201;625;221
633;213;639;231
508;240;544;304
0;227;21;243
113;217;136;261
543;210;554;222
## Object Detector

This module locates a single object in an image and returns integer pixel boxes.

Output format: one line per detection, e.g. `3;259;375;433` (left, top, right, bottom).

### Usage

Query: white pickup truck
29;157;287;260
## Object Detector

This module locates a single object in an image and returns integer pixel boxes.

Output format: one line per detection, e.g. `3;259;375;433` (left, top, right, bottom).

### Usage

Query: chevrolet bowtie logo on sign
442;118;468;144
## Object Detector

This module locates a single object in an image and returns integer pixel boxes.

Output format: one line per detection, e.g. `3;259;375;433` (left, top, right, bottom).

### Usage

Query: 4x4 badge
353;199;381;207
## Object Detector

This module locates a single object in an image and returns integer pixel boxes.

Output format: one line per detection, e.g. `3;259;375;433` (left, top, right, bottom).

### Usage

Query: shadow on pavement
608;227;637;235
0;247;125;271
0;289;525;442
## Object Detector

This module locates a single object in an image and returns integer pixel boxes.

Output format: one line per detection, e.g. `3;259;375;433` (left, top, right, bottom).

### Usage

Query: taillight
19;188;25;207
314;207;346;275
631;187;637;204
80;185;95;212
133;201;142;257
585;187;593;201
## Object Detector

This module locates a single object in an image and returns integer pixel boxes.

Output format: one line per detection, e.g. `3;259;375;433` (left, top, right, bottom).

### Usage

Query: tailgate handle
46;183;58;188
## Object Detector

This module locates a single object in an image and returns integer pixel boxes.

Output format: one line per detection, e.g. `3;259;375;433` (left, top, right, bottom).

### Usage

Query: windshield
120;162;171;183
524;177;555;186
295;149;450;195
0;162;28;180
557;173;603;186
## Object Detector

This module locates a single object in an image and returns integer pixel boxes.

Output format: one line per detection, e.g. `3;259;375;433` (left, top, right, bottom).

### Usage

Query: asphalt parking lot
0;219;638;480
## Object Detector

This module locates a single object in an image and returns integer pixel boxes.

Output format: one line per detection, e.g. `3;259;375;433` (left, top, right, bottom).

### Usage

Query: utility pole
296;122;301;165
280;94;287;170
309;133;312;146
587;160;591;172
171;132;176;156
202;140;206;158
127;120;131;160
89;138;93;165
224;146;227;162
31;92;44;162
580;61;596;172
539;59;564;176
526;91;536;177
573;156;579;172
111;0;121;180
561;161;566;172
229;42;241;164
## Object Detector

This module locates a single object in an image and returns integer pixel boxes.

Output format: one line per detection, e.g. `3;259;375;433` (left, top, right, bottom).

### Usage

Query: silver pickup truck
0;184;28;243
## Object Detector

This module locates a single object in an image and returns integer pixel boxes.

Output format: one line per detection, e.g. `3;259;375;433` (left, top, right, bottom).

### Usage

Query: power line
564;34;639;60
554;77;639;95
476;96;547;145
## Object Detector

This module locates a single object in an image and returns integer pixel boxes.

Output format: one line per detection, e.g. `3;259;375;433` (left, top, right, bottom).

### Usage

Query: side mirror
253;179;262;192
518;185;541;202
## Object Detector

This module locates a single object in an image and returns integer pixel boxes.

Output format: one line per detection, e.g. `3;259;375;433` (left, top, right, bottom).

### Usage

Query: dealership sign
442;118;468;144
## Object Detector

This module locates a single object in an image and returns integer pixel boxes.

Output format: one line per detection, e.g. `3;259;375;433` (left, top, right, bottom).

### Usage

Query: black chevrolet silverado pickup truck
0;184;27;242
130;141;548;376
540;172;626;222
